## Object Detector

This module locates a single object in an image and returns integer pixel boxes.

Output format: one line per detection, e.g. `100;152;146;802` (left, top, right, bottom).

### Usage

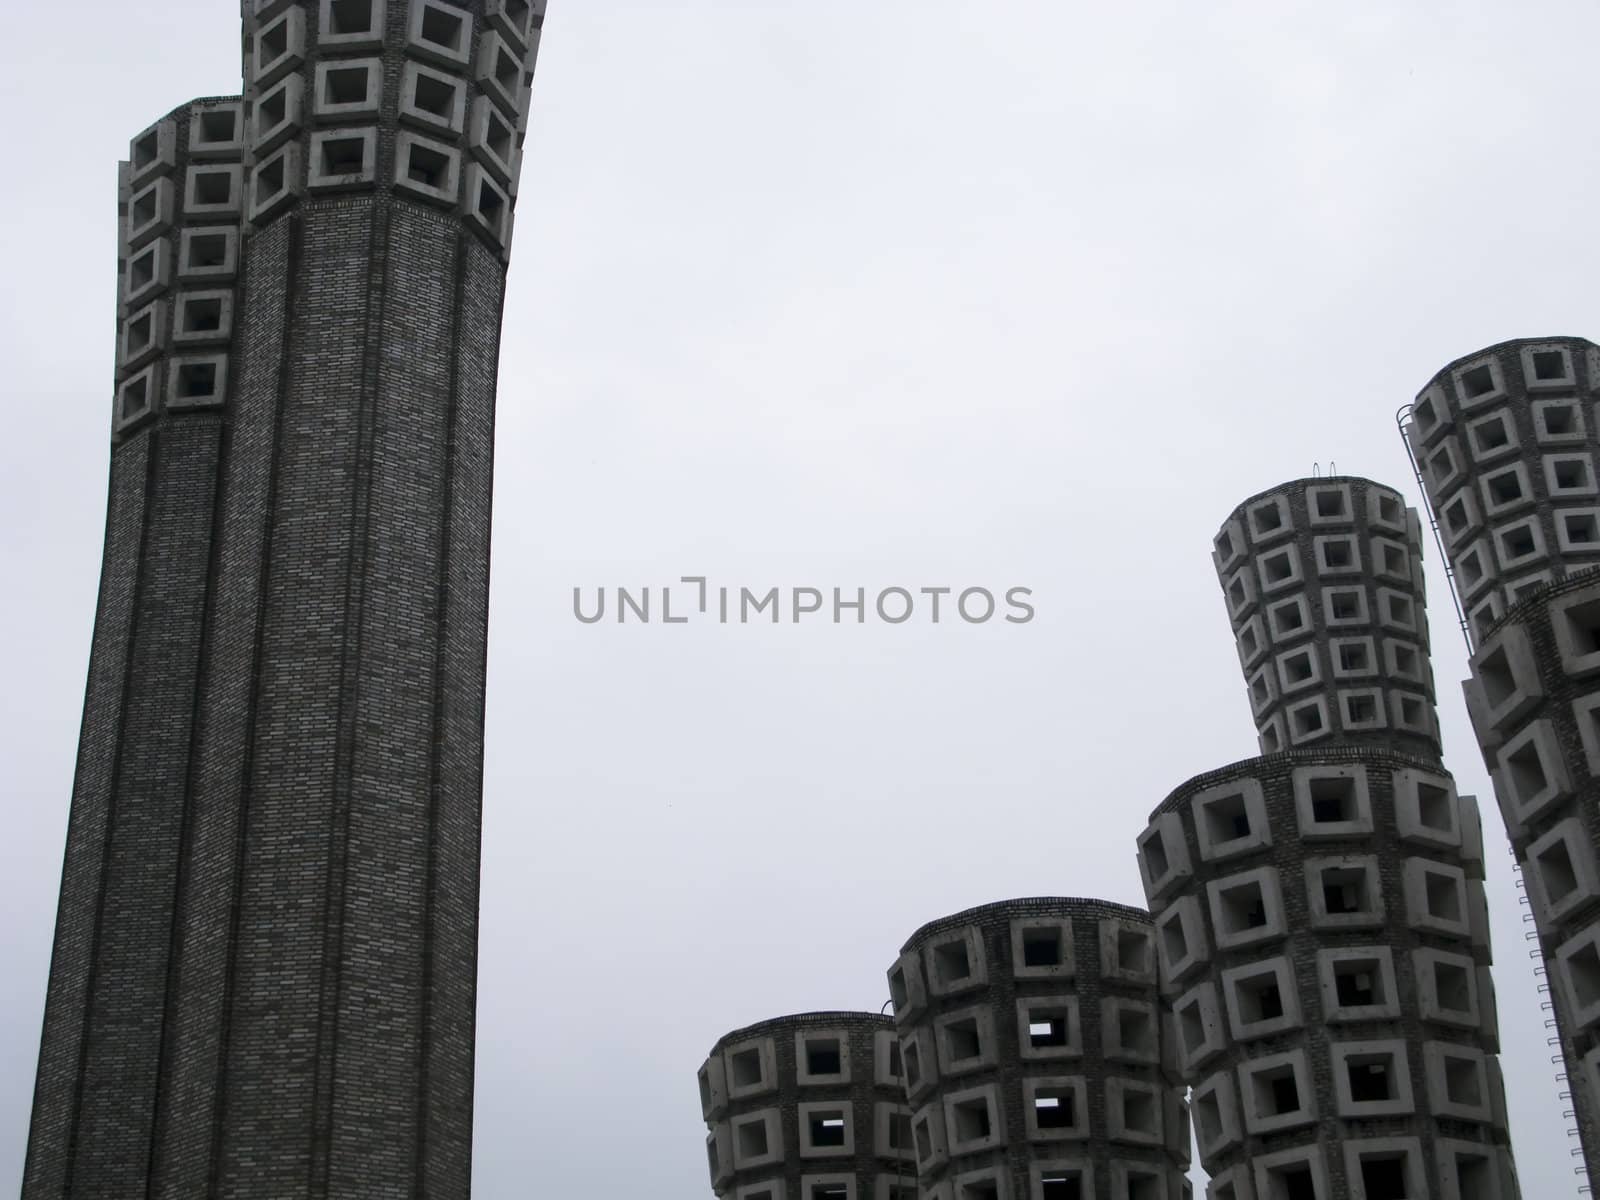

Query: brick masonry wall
887;898;1189;1200
22;3;542;1197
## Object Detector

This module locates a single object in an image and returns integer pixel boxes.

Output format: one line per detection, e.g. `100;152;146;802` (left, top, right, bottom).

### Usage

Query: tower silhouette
23;3;545;1197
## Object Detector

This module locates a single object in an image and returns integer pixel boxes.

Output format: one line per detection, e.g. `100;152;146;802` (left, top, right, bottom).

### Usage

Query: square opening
1249;667;1273;710
1422;869;1464;923
735;1117;769;1158
196;108;239;146
1376;493;1402;525
1040;1173;1084;1200
1432;958;1473;1014
406;141;452;188
1342;692;1379;725
1344;1053;1397;1103
412;71;463;119
1388;641;1422;681
185;232;231;271
259;15;290;63
482;104;516;164
1264;1163;1318;1200
475;177;507;231
1326;587;1366;623
132;128;161;171
809;1111;847;1148
1260;548;1296;586
1381;591;1415;629
1415;781;1453;832
887;1109;912;1150
1443;1055;1483;1107
131;185;162;230
1358;1155;1409;1200
323;63;372;106
1116;928;1152;975
1497;521;1539;563
1252;1063;1301;1117
1562;510;1600;548
128;245;159;292
1562;598;1600;657
1200;790;1253;846
1216;878;1270;935
1536;835;1581;906
1308;776;1356;824
125;308;156;354
1377;542;1407;577
1336;641;1373;673
1233;968;1285;1024
1476;643;1517;710
956;1182;1000;1200
1259;719;1283;753
1177;992;1211;1057
1033;1086;1077;1129
1251;500;1286;536
887;965;909;1010
1551;456;1596;494
254;154;287;206
1279;647;1317;686
1119;1087;1158;1137
319;135;369;177
950;1096;992;1143
1313;488;1349;519
902;1039;923;1088
932;939;973;987
177;297;224;336
491;41;521;95
729;1048;763;1090
328;0;375;34
1533;349;1568;380
811;1186;850;1200
1289;700;1326;739
420;3;468;52
1116;1005;1156;1057
1455;1152;1495;1200
1333;958;1384;1009
1318;537;1354;570
805;1037;842;1077
1427;443;1457;487
1141;826;1171;882
1470;413;1513;454
1238;621;1262;662
944;1016;983;1063
1320;865;1373;916
1461;363;1496;398
1023;927;1063;968
912;1113;934;1161
1569;940;1600;1009
1505;737;1550;806
1484;467;1525;507
1026;1009;1068;1050
118;373;152;423
1539;400;1582;437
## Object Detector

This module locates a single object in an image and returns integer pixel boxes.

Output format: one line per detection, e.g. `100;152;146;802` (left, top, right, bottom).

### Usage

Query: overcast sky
3;2;1598;1196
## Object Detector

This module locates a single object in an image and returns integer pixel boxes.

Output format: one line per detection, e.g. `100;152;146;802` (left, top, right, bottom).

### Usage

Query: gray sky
2;2;1597;1196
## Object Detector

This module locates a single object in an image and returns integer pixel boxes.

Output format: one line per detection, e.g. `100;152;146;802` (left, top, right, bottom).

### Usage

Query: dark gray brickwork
886;898;1191;1200
698;1012;916;1200
22;3;544;1197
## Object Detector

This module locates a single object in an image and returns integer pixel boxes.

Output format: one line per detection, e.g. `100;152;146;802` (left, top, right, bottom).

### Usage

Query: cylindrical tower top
1212;475;1441;761
1402;335;1600;647
886;897;1189;1200
697;1011;912;1200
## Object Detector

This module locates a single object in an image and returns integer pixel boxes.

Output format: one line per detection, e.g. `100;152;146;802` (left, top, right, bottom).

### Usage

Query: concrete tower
1401;337;1600;1194
885;898;1191;1200
1137;477;1520;1199
698;1012;916;1200
23;4;544;1198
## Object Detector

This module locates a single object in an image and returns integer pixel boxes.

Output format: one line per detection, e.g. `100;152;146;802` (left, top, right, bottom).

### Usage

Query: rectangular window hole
1329;589;1363;621
1040;1175;1083;1200
132;128;160;170
175;361;218;399
1237;971;1285;1022
945;1017;982;1062
329;0;375;34
729;1047;763;1089
413;72;462;118
809;1113;846;1147
1433;959;1472;1013
1034;1089;1076;1129
1444;1055;1484;1107
324;64;371;106
406;142;451;188
805;1037;842;1076
180;296;223;333
260;17;289;62
197;108;238;145
1359;1156;1409;1200
255;155;287;205
126;309;155;351
1320;866;1371;915
1118;1006;1156;1056
1218;880;1269;934
1309;776;1356;824
1543;402;1580;435
950;1096;991;1142
119;374;152;422
1564;512;1600;546
421;4;467;51
735;1118;768;1158
1345;1054;1396;1102
129;247;157;291
1538;838;1581;906
1334;959;1383;1008
1423;871;1463;922
1486;470;1525;506
320;136;368;176
188;233;229;269
1506;739;1550;805
1202;791;1253;845
1022;927;1063;967
933;939;972;986
1499;524;1538;561
1462;364;1496;397
1027;1013;1067;1049
1262;550;1295;584
1116;929;1151;975
1343;693;1378;724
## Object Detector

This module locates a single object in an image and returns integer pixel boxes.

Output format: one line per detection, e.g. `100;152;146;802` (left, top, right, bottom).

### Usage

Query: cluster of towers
25;4;542;1198
697;336;1600;1200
